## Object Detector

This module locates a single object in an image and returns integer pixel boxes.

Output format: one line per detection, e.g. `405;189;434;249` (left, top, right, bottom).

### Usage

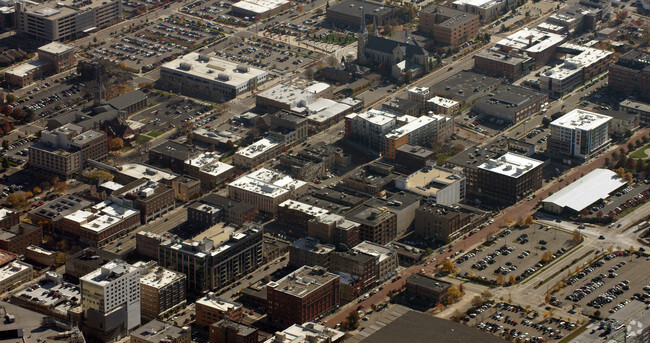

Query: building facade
420;6;479;46
548;109;612;160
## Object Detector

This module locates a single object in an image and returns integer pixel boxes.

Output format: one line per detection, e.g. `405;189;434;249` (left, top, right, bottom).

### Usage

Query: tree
471;295;485;307
296;3;304;12
1;158;8;170
508;275;516;284
344;311;360;330
625;157;636;170
24;191;33;198
440;259;455;274
496;274;505;286
616;10;628;24
6;192;26;207
542;116;551;127
89;170;114;183
186;132;193;145
481;290;493;301
572;229;582;244
33;187;41;195
1;140;7;149
326;54;339;67
108;138;124;151
541;251;554;263
53;181;67;194
5;94;16;104
444;285;462;304
623;172;633;183
524;216;534;226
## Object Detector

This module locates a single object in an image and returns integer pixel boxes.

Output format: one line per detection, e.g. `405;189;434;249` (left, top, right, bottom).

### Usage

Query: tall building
384;114;454;159
476;153;543;204
352;241;398;284
345;201;397;245
608;49;650;101
158;224;263;293
414;203;472;241
289;237;335;270
15;0;122;41
136;261;187;320
159;52;268;101
28;123;107;177
267;266;340;326
227;168;308;215
548;109;612;160
80;260;140;342
419;6;479;46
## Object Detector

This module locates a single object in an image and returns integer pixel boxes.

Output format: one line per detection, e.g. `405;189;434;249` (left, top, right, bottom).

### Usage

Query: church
357;7;432;80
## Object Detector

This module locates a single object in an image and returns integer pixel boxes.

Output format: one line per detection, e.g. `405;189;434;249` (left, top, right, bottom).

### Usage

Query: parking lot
594;183;650;218
180;0;256;27
131;94;213;135
92;15;225;70
469;302;578;342
455;224;579;284
552;251;650;317
212;39;320;74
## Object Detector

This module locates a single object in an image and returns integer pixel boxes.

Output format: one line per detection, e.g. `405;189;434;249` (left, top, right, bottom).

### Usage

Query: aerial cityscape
0;0;648;341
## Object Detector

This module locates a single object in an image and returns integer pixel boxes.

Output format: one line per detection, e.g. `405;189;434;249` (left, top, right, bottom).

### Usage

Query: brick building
419;6;479;46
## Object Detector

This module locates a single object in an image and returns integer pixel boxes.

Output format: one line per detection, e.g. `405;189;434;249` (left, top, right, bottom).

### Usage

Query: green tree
88;170;114;183
1;157;8;170
344;311;360;330
5;94;16;104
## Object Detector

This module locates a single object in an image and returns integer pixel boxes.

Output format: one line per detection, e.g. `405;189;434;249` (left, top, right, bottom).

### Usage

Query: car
599;235;605;240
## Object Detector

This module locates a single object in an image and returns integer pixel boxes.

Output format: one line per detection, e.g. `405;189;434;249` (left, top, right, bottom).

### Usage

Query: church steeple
372;15;378;36
404;30;410;44
357;3;368;65
359;5;367;35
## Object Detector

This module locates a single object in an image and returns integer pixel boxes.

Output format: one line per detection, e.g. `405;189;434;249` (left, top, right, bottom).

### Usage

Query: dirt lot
455;224;578;284
552;251;650;318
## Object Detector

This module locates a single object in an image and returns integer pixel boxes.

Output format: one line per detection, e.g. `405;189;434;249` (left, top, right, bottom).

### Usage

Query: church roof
365;34;428;57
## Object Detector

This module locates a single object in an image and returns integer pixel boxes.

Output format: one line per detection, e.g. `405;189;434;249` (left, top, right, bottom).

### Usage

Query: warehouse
231;0;290;19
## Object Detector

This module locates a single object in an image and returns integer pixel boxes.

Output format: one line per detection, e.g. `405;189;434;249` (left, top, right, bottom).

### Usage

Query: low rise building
289;237;335;269
185;152;235;188
430;71;501;105
0;222;42;255
620;99;650;127
172;175;202;202
405;273;452;303
476;152;543;204
5;42;76;88
233;136;285;169
264;322;344;343
394;144;435;173
196;294;243;326
425;96;461;116
495;27;566;69
384;114;454;159
473;47;535;81
345;109;397;153
549;109;612;160
111;179;175;224
131;319;191;343
10;271;81;322
189;194;256;227
136;261;187;320
231;0;290;19
395;164;465;206
473;85;548;123
308;213;361;248
116;162;179;185
608;49;650;102
65;248;120;281
29;194;92;228
451;0;507;21
210;319;258;343
59;200;140;247
278;142;351;182
540;44;613;97
326;0;397;27
345;201;398;245
25;245;56;266
228;168;308;215
420;5;479;46
278;200;329;234
149;141;199;174
330;249;378;290
256;80;332;113
136;231;165;260
159;53;268;101
414;203;472;241
267;266;340;326
0;261;32;293
353;241;398;283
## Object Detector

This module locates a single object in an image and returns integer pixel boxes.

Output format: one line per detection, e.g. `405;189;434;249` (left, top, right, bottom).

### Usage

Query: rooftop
396;144;434;158
213;319;257;337
235;136;283;159
541;44;612;80
228;168;307;199
543;168;627;212
399;164;463;196
407;273;451;292
107;90;147;111
265;322;344;343
305;98;353;124
475;47;532;66
327;0;395;18
291;237;335;255
13;272;80;314
5;59;49;77
185;152;234;177
201;194;255;212
232;0;289;14
79;260;137;286
425;5;478;27
550;109;612;130
477;152;543;178
430;70;501;102
386;115;436;140
0;208;16;222
353;241;395;263
161;52;268;88
0;301;85;343
257;81;330;112
196;294;242;312
30;195;92;222
426;95;459;108
345;200;396;227
0;261;31;281
119;162;179;183
347;109;396;127
38;41;75;55
279;200;329;217
150;141;197;161
131;319;189;342
137;264;185;289
620;99;650;113
268;265;339;298
452;0;502;9
497;27;565;53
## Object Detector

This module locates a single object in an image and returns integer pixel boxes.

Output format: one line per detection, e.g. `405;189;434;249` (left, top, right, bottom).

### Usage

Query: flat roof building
430;70;501;105
149;141;199;174
264;322;344;343
476;152;544;204
548;109;612;160
231;0;290;19
196;294;243;326
185;152;235;188
135;261;187;320
473;85;548;123
608;49;650;102
326;0;397;27
542;168;626;214
496;27;566;68
451;0;508;21
256;80;332;113
420;5;479;46
473;47;535;81
160;52;268;101
131;319;191;343
395;164;465;206
228;168;308;215
233;136;285;169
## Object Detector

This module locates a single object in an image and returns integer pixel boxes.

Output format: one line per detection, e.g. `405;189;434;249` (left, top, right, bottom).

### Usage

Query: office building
255;80;332;113
188;194;256;227
267;266;340;326
59;200;140;247
476;152;543;204
395;164;465;206
160;52;268;101
80;260;140;342
473;85;548;123
136;261;187;319
495;27;566;69
185;152;235;188
414;203;472;241
330;249;378;290
278;200;329;233
405;274;451;303
131;319;191;343
196;294;243;326
345;201;397;245
231;0;290;19
111;179;175;224
308;213;361;248
540;43;613;97
210;319;258;343
233;136;285;169
172;175;201;202
15;0;122;41
0;261;32;293
608;49;650;101
473;47;535;81
5;42;77;87
158;224;263;293
451;0;507;21
425;96;461;116
228;168;308;215
29;194;92;228
289;237;335;270
384;114;454;159
549;109;612;159
420;6;479;46
28;123;107;177
326;0;396;27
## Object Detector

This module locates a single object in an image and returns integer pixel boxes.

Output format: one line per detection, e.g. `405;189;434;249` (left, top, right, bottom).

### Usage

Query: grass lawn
630;143;650;159
147;130;165;137
137;135;152;144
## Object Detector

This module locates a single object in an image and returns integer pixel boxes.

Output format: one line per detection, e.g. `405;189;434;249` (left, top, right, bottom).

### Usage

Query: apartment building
345;109;397;153
188;194;256;227
59;200;140;247
196;294;243;326
345;202;397;245
227;168;308;215
549;109;612;160
384;114;454;159
136;261;187;320
352;241;398;284
414;203;472;241
267;266;340;326
420;6;479;46
425;96;461;116
476;152;544;204
80;260;140;342
111;179;175;225
28;123;107;177
608;49;650;101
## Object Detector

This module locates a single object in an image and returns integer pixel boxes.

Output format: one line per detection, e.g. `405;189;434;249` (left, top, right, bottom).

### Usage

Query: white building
396;163;466;206
233;136;285;169
426;96;461;116
81;260;140;341
407;87;432;111
118;162;179;183
185;152;235;187
384;114;454;159
256;81;331;112
231;0;290;19
452;0;507;21
159;52;268;101
496;27;566;68
549;109;612;159
0;261;32;293
264;322;344;343
228;168;308;215
540;44;613;97
345;109;397;153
